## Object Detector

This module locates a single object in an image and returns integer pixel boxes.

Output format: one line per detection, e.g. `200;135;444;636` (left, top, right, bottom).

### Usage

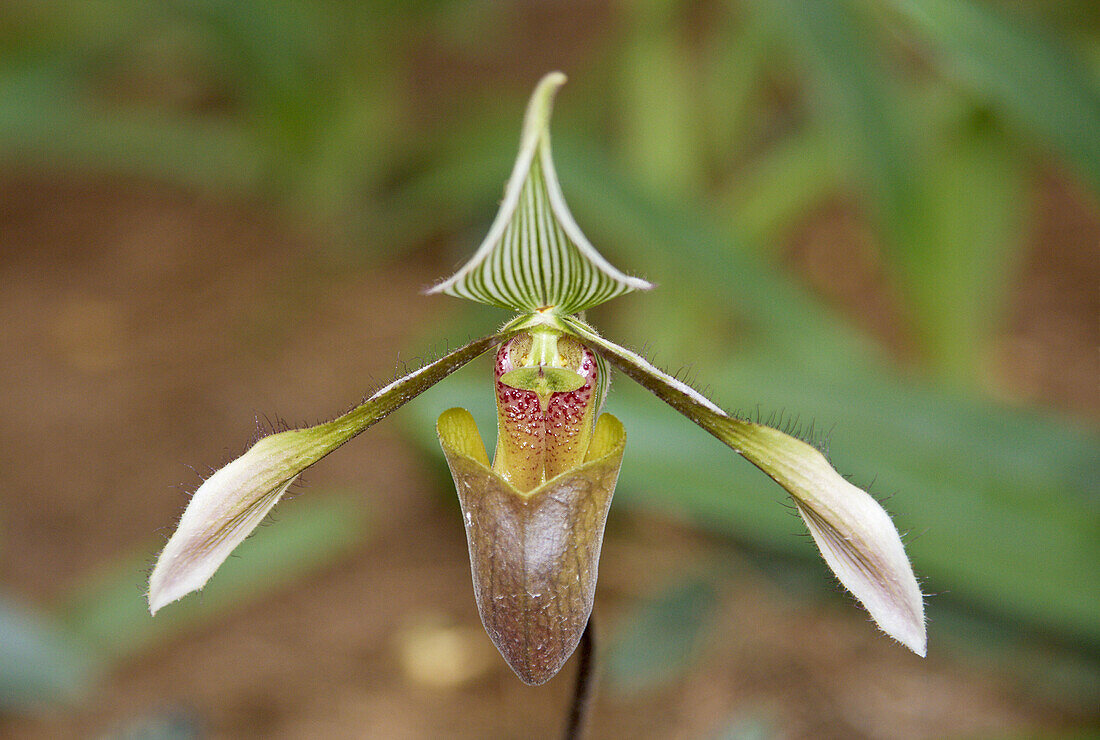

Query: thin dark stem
562;617;597;740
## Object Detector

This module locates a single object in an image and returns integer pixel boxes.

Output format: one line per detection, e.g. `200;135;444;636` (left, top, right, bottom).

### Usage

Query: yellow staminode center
499;331;585;409
493;331;598;492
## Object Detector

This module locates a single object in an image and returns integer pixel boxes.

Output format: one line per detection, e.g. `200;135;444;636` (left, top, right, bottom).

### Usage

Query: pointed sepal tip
428;72;651;316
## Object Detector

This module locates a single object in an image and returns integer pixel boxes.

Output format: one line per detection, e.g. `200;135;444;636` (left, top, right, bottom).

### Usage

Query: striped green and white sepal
427;72;652;316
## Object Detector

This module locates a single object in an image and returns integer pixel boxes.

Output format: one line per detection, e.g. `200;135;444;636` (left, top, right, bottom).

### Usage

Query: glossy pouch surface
437;409;625;684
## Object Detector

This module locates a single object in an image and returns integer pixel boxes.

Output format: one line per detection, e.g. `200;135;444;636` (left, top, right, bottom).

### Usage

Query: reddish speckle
493;337;598;490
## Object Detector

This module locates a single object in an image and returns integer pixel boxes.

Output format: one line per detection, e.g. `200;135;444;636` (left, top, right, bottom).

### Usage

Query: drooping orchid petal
561;316;927;656
437;407;626;685
148;331;512;614
427;72;652;315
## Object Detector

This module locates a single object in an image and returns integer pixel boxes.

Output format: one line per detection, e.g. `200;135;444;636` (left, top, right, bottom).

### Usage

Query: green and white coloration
427;72;652;315
149;73;926;685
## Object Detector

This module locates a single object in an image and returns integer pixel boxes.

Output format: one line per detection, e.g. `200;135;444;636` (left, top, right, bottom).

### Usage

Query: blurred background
1;0;1097;737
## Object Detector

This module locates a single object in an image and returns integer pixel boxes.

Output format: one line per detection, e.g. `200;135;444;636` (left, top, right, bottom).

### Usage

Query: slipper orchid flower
149;72;925;685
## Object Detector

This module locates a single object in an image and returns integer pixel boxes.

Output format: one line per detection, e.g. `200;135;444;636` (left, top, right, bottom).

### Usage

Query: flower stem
562;617;596;740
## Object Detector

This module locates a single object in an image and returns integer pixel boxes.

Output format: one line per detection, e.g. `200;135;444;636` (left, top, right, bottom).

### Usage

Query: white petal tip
147;573;196;616
795;488;927;658
146;443;303;617
147;553;213;617
147;591;169;617
879;613;928;657
900;636;928;658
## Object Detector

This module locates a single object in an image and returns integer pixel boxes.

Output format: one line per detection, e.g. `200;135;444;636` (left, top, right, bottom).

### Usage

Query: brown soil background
0;167;1096;739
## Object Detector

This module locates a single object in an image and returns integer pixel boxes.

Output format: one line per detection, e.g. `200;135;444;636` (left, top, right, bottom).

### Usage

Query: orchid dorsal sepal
558;316;927;657
148;330;515;614
427;71;652;316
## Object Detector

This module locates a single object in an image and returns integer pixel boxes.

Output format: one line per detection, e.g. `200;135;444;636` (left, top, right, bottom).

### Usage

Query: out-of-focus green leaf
931;600;1100;711
604;577;720;695
713;712;777;740
0;1;411;219
0;596;96;710
555;140;884;369
292;74;404;225
886;0;1100;194
761;0;923;263
700;5;774;167
617;0;701;197
902;101;1027;379
171;0;409;214
0;71;263;193
61;493;368;662
172;0;332;111
358;106;517;257
757;0;1035;383
717;125;840;248
97;709;203;740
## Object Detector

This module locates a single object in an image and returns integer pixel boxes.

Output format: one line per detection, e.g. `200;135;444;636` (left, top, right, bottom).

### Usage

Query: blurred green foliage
3;0;1096;377
1;494;367;710
1;0;1097;717
603;576;720;695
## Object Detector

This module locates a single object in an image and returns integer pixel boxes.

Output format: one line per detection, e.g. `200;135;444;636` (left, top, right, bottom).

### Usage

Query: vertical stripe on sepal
427;72;651;316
